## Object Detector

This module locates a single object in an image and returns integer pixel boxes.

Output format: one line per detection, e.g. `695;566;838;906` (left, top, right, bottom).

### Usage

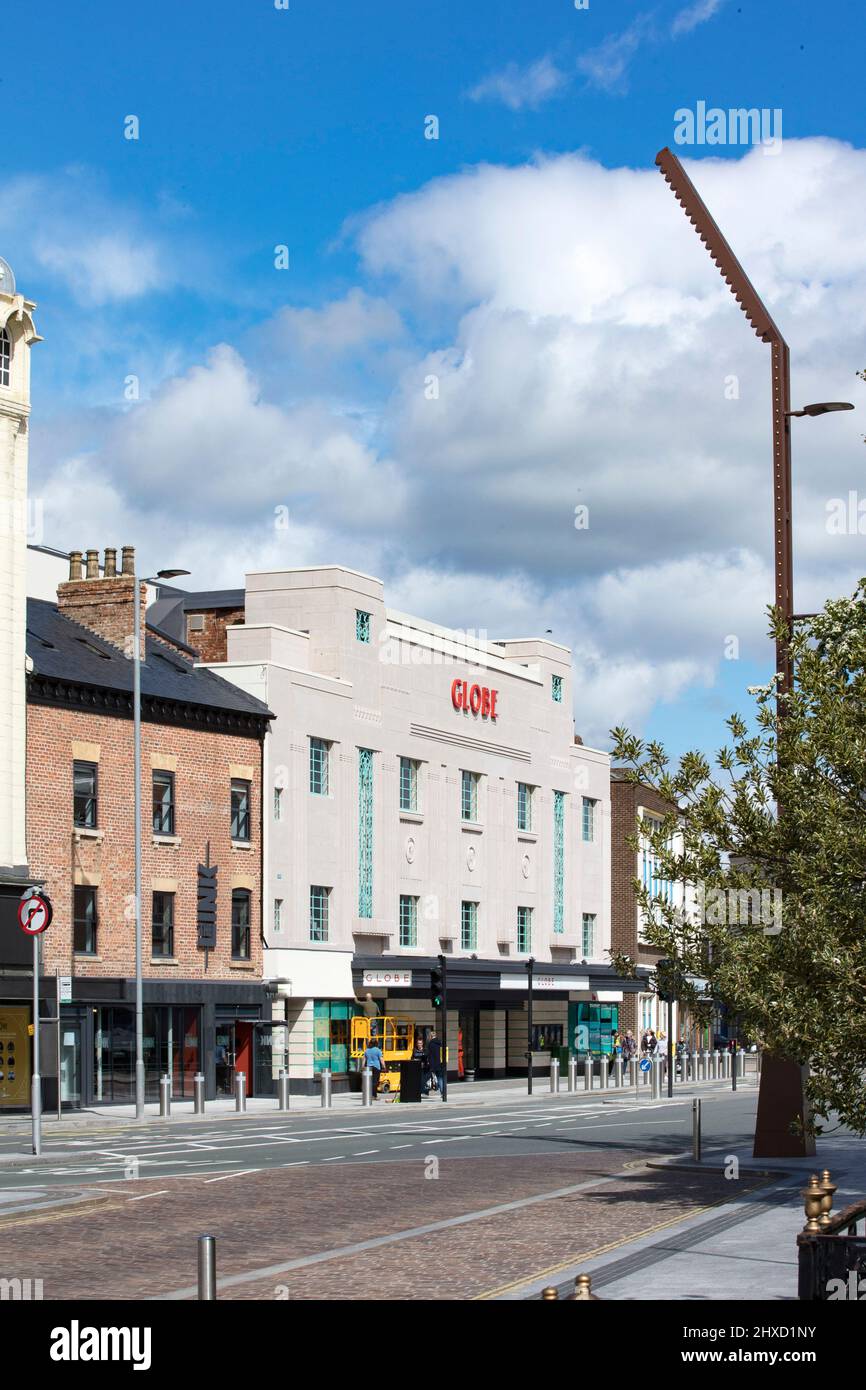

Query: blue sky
5;0;866;758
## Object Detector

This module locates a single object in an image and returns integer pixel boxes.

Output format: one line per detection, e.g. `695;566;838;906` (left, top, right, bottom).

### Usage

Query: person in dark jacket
426;1031;446;1100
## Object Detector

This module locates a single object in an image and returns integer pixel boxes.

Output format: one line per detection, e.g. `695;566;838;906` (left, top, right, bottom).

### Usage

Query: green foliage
612;586;866;1134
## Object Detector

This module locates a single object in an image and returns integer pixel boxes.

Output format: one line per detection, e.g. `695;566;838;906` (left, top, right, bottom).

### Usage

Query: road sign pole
32;933;41;1156
56;973;61;1121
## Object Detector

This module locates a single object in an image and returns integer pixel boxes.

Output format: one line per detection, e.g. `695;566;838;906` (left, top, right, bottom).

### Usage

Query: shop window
153;769;175;835
73;761;98;829
531;1023;563;1051
231;889;251;959
73;885;98;955
313;1000;358;1074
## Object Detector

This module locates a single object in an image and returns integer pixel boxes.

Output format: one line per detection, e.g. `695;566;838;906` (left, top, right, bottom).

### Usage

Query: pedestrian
363;1037;385;1099
645;1029;657;1056
621;1030;637;1066
426;1030;446;1101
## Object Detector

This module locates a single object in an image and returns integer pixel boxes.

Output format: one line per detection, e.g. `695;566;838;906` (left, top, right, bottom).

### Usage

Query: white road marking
127;1190;170;1202
204;1169;260;1184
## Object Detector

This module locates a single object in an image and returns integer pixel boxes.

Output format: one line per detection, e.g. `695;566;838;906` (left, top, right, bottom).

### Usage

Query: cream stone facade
0;260;40;884
207;565;638;1092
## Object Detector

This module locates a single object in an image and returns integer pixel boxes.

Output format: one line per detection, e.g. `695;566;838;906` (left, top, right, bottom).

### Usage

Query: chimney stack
57;545;146;659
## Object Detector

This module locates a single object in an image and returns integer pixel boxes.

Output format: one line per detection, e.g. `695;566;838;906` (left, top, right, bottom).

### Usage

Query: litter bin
558;1045;569;1077
399;1059;424;1103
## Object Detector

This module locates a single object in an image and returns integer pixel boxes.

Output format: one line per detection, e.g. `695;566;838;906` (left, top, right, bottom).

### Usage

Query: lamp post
654;148;854;1157
133;565;189;1121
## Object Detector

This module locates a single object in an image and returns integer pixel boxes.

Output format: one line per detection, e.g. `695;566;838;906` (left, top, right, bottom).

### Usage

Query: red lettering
451;678;462;710
451;682;500;718
480;687;490;718
490;689;498;720
461;681;468;710
469;684;481;714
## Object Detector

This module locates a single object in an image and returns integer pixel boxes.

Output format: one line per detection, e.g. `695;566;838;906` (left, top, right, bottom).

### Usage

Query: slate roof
183;589;245;611
26;598;272;723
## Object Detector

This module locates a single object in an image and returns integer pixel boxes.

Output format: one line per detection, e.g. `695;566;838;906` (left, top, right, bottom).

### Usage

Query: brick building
0;549;274;1110
610;769;680;1042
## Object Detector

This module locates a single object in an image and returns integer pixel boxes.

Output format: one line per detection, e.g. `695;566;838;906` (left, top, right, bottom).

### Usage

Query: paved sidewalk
496;1130;864;1300
0;1070;744;1140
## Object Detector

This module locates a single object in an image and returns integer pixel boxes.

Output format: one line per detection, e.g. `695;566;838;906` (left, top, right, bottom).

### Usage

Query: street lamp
133;566;190;1120
654;148;855;1159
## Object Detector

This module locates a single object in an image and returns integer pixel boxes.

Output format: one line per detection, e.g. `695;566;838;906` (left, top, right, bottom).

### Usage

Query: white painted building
205;565;638;1091
0;258;41;930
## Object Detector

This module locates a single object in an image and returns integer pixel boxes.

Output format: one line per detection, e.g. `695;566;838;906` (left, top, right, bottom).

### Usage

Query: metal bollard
584;1056;593;1091
723;1051;731;1080
732;1051;738;1091
550;1055;560;1094
613;1057;623;1088
629;1058;639;1089
159;1073;171;1117
651;1059;661;1100
737;1049;746;1080
600;1056;609;1090
193;1072;205;1114
361;1066;372;1107
711;1050;719;1080
234;1070;246;1112
568;1056;578;1092
692;1097;702;1161
700;1049;710;1081
277;1068;290;1111
321;1068;333;1108
690;1052;699;1082
197;1234;216;1301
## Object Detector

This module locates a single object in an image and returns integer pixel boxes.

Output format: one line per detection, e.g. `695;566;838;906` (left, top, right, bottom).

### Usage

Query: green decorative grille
552;673;563;703
553;790;565;934
358;748;374;918
355;609;372;642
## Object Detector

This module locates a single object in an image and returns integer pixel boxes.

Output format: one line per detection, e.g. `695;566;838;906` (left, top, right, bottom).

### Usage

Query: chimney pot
121;545;135;577
104;547;117;578
68;550;83;581
85;549;99;580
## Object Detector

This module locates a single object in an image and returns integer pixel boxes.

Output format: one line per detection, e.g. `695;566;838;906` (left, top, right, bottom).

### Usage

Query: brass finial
541;1286;559;1300
801;1173;824;1233
567;1273;600;1300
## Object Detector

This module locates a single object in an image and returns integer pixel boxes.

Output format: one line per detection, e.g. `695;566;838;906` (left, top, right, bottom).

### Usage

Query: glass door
60;1020;82;1107
214;1022;236;1096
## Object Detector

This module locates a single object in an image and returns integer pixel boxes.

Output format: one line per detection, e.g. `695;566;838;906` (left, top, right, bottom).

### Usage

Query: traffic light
430;967;443;1009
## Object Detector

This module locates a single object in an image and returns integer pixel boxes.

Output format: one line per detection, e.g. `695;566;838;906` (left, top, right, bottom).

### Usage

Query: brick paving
0;1152;769;1301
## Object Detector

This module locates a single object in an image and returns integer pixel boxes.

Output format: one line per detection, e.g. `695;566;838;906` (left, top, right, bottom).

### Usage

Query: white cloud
468;56;568;111
671;0;726;38
265;289;403;353
577;17;654;95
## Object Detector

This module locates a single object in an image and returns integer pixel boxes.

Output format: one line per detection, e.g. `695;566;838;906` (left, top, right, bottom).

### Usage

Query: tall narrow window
152;892;175;958
310;886;330;942
273;786;283;821
231;779;251;841
517;782;532;832
73;761;98;829
231;889;251;960
461;769;479;822
582;796;596;843
552;674;563;703
399;757;418;812
461;900;478;951
399;894;418;948
355;609;372;643
553;790;565;934
0;328;10;388
517;905;532;954
582;912;596;958
73;886;98;955
274;898;283;932
309;738;330;795
358;748;374;918
152;770;175;835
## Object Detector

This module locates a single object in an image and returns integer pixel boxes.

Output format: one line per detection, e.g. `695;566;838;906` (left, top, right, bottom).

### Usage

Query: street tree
611;584;866;1135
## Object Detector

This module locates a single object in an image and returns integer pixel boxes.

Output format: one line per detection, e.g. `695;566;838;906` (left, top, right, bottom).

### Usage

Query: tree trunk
752;1054;815;1157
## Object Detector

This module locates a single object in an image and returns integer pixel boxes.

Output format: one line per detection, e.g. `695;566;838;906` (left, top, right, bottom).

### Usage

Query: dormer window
0;328;10;387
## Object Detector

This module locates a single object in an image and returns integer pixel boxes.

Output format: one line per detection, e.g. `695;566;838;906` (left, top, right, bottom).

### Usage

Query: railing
797;1170;866;1300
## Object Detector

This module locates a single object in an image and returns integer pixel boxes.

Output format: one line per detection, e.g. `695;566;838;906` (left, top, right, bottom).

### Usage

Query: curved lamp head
155;568;191;580
787;402;855;418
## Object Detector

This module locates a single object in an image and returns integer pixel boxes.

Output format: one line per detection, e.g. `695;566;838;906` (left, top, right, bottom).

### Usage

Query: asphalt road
0;1087;760;1194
